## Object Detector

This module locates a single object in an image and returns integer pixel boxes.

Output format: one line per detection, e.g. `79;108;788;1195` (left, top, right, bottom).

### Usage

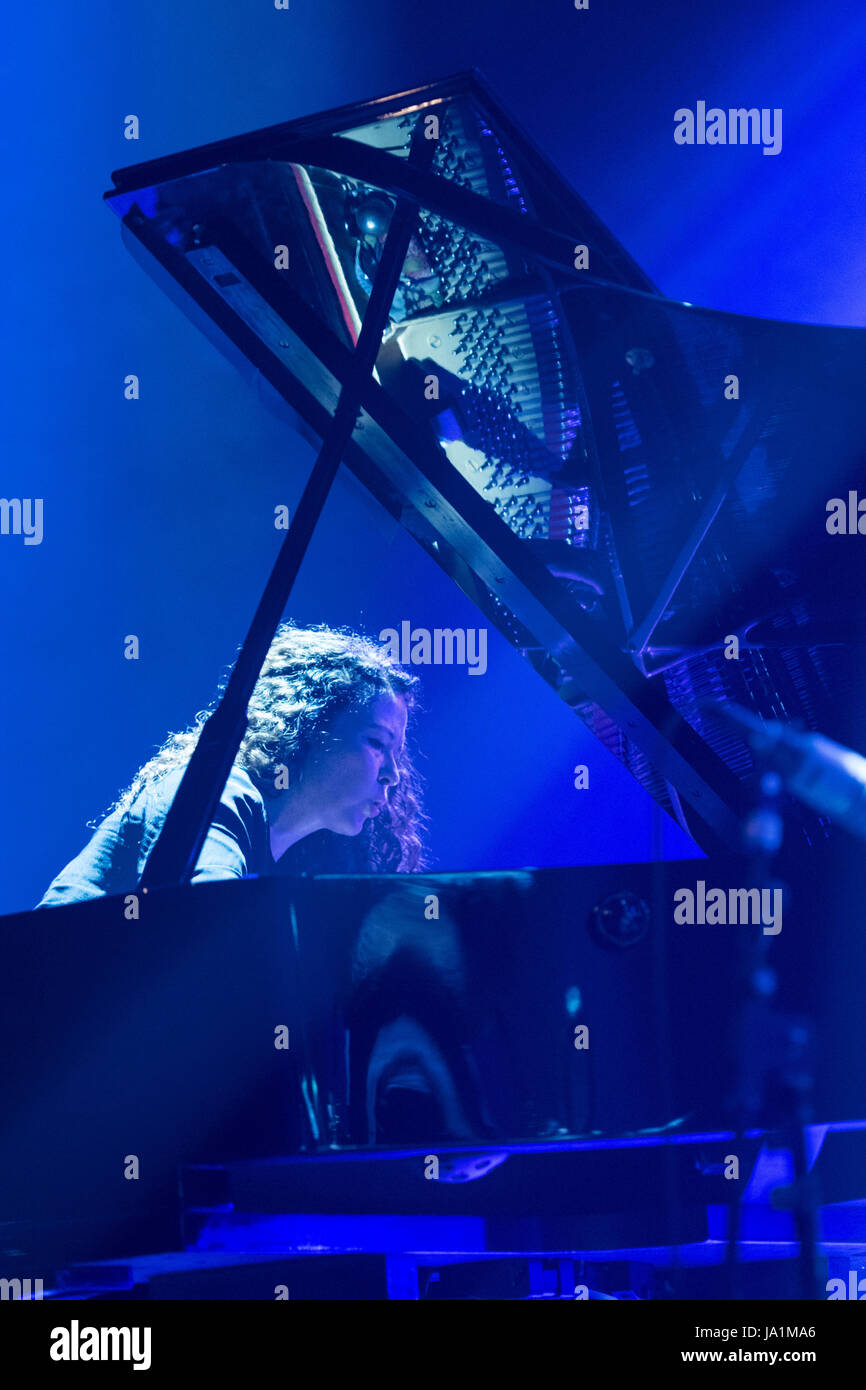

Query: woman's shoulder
221;765;265;804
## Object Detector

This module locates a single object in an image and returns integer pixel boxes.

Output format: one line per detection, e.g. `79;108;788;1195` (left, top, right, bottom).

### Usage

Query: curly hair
92;622;430;874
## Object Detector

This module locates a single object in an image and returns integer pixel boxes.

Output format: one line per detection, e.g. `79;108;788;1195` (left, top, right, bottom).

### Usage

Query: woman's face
299;691;408;837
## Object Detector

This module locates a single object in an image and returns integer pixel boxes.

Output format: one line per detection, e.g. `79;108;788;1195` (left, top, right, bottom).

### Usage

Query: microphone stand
726;770;820;1301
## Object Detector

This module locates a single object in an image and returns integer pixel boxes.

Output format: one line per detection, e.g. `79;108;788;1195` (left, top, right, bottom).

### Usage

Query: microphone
710;703;866;841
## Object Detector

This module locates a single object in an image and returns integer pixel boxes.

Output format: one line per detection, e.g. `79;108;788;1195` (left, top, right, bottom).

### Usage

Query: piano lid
103;72;866;853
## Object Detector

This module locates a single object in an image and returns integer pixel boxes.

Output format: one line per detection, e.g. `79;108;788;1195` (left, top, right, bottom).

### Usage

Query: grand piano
3;73;866;1301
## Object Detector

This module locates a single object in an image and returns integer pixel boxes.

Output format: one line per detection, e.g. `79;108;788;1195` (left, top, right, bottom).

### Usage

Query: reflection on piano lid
103;72;866;852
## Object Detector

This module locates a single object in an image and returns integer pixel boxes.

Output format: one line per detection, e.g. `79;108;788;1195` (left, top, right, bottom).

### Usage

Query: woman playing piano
36;622;428;906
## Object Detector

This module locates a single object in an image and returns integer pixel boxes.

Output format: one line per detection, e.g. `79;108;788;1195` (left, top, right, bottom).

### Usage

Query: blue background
2;0;864;914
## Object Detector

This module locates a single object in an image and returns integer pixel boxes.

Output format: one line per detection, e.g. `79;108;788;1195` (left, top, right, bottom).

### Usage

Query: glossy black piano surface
2;853;862;1267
